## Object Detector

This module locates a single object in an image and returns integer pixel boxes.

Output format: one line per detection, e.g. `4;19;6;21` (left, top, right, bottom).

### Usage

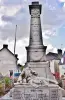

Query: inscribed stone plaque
24;88;49;100
13;85;62;100
50;89;58;100
13;90;22;100
13;86;50;100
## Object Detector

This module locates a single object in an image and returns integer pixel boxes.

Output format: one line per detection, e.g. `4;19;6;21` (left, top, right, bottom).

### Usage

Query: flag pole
14;25;17;55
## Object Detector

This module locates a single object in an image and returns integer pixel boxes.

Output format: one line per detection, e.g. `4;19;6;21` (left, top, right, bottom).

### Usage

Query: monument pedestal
12;84;62;100
25;61;56;83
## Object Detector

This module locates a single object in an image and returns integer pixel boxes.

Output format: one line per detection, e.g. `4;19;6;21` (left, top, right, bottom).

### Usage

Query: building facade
46;49;62;79
59;52;65;78
0;44;18;76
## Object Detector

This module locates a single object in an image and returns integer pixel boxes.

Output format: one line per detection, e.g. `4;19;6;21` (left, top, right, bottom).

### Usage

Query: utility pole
61;44;63;49
14;25;17;55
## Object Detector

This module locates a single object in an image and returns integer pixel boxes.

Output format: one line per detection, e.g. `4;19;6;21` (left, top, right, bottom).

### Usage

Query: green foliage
4;77;11;88
0;77;13;96
20;65;24;71
0;82;5;96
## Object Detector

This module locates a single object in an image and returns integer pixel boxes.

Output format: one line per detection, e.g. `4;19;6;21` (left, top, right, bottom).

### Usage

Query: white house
46;49;62;79
0;44;18;76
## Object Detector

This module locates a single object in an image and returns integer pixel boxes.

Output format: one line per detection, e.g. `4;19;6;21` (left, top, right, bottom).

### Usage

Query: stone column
29;2;43;46
26;2;47;62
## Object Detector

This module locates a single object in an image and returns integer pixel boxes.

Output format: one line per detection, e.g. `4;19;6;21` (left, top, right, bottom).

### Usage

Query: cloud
3;5;21;16
0;0;30;40
42;0;65;38
15;38;29;64
59;0;65;2
0;23;30;40
42;30;57;39
63;48;65;53
0;3;22;35
46;43;57;54
3;0;23;6
0;14;7;27
53;48;57;53
46;44;53;53
42;33;49;39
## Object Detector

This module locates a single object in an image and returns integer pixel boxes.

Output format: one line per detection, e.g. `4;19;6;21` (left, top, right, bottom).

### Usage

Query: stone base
25;62;56;83
12;84;62;100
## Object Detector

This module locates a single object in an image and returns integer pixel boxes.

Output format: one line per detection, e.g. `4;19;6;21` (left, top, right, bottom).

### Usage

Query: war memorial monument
12;1;62;100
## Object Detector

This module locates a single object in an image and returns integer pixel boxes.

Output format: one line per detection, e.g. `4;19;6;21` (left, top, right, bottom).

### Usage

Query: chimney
3;44;8;48
43;45;47;54
57;49;62;59
17;64;21;68
15;54;18;58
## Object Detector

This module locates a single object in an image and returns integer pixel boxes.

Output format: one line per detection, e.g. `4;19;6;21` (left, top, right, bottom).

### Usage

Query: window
9;70;13;77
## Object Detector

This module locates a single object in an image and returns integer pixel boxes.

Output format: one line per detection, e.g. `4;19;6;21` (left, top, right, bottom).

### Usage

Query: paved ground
0;89;13;100
0;92;12;100
63;98;65;100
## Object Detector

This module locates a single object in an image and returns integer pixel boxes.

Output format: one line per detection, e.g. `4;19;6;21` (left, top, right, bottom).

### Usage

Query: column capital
29;2;42;14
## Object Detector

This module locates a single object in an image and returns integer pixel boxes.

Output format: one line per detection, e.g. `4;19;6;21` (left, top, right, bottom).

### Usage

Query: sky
0;0;65;64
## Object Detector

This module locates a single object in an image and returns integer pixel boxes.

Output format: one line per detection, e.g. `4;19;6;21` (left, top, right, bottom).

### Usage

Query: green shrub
0;82;5;96
4;77;11;89
20;65;24;71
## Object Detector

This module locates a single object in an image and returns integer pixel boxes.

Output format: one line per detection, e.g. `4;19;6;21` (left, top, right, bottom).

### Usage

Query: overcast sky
0;0;65;64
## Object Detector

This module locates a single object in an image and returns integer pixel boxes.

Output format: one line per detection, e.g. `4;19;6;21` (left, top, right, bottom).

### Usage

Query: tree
20;65;24;71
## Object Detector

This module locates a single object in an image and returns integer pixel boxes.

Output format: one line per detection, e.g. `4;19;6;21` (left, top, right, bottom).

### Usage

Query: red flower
52;72;60;79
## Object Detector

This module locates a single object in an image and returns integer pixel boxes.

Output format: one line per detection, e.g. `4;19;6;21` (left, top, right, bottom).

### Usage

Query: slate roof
47;52;58;57
46;52;60;61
